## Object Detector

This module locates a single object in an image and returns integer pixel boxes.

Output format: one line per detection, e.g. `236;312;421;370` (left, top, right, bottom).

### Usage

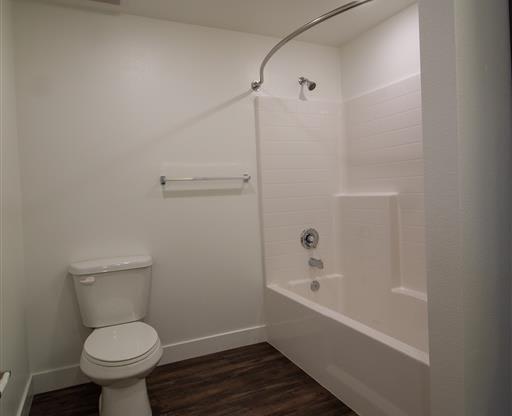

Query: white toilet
69;256;162;416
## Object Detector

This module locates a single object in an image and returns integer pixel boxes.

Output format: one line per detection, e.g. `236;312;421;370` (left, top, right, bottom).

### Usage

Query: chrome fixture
311;280;320;292
251;0;374;91
0;371;11;398
299;77;317;91
309;257;324;269
160;174;251;186
301;228;319;249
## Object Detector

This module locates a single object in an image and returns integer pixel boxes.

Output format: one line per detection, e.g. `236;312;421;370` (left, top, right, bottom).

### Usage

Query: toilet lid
84;322;159;363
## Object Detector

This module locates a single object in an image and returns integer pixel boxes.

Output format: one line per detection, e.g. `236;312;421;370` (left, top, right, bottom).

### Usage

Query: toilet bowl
80;322;163;416
69;256;160;416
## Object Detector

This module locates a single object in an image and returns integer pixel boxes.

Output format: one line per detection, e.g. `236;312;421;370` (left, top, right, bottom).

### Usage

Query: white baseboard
16;375;33;416
31;324;267;395
31;363;89;395
159;324;267;366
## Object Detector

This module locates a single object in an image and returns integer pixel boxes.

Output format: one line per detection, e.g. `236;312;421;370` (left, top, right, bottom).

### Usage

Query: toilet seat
84;322;159;367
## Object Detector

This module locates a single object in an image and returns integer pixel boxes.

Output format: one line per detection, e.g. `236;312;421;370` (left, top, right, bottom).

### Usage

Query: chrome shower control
301;228;319;249
308;257;324;269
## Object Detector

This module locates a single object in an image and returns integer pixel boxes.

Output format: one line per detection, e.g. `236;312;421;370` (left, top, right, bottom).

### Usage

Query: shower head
299;76;317;91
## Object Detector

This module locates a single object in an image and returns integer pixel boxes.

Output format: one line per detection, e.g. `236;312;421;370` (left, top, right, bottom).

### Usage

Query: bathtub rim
267;283;430;366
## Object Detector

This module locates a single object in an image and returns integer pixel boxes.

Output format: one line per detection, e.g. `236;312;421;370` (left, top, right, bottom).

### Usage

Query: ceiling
41;0;417;46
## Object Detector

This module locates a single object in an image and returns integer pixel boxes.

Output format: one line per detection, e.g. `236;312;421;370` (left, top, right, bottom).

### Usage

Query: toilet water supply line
251;0;374;91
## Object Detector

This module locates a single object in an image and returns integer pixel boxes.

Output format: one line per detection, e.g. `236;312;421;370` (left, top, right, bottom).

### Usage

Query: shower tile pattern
256;97;341;286
345;74;425;293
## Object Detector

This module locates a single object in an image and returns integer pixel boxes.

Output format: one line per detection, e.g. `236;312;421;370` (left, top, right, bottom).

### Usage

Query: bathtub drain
310;280;320;292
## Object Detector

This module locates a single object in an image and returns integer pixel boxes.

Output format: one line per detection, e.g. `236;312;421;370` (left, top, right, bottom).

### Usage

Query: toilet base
99;378;152;416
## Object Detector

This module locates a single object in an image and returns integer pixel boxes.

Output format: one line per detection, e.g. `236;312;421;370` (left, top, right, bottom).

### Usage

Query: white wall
0;0;30;414
12;0;343;376
339;4;421;100
419;0;511;414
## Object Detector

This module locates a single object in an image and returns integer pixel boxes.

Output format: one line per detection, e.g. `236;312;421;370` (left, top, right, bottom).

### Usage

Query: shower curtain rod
251;0;374;91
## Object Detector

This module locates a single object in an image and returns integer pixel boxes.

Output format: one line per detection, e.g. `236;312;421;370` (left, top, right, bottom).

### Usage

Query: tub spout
308;257;324;269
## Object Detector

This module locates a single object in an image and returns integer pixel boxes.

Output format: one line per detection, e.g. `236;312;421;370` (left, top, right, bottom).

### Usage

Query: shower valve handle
301;228;319;249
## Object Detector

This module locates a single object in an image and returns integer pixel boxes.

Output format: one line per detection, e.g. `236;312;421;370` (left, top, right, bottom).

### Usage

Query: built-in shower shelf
391;287;427;302
336;192;401;289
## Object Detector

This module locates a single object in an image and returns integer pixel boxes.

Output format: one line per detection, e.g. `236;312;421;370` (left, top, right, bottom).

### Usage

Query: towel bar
160;174;251;186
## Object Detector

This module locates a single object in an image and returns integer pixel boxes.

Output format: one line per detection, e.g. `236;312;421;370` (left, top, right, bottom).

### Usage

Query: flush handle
79;276;96;286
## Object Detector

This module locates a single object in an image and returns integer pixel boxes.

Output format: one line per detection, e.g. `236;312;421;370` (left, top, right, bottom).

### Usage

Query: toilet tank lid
68;255;152;275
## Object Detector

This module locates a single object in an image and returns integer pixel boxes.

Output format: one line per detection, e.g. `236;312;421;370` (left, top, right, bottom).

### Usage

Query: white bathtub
266;274;430;416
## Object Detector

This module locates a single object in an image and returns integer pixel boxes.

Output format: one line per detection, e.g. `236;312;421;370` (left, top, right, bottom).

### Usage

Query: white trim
159;324;267;366
16;375;33;416
31;324;267;395
31;364;89;395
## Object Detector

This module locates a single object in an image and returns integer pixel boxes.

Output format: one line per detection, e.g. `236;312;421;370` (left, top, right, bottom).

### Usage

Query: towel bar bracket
0;370;11;398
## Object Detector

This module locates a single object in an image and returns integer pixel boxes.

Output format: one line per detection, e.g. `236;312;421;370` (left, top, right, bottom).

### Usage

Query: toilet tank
69;256;152;328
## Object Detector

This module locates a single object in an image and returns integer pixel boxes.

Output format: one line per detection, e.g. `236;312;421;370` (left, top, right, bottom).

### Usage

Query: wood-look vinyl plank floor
29;343;357;416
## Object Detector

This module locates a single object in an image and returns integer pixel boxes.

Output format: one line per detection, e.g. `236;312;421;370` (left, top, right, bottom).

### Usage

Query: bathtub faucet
308;257;324;269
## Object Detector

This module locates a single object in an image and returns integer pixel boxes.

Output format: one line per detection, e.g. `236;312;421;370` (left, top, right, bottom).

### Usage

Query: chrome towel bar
160;174;251;186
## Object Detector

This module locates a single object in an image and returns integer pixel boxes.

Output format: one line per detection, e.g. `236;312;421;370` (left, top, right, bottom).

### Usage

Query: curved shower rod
251;0;374;91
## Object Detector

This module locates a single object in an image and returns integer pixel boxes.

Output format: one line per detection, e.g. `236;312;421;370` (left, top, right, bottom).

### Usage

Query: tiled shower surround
257;73;426;298
257;98;341;286
259;75;429;416
346;74;425;294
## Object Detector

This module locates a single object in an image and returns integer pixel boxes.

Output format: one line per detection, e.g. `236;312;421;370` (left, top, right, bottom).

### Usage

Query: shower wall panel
256;98;341;286
345;74;425;294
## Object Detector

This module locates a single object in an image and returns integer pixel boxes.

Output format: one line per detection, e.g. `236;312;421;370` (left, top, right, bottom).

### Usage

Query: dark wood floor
29;342;357;416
